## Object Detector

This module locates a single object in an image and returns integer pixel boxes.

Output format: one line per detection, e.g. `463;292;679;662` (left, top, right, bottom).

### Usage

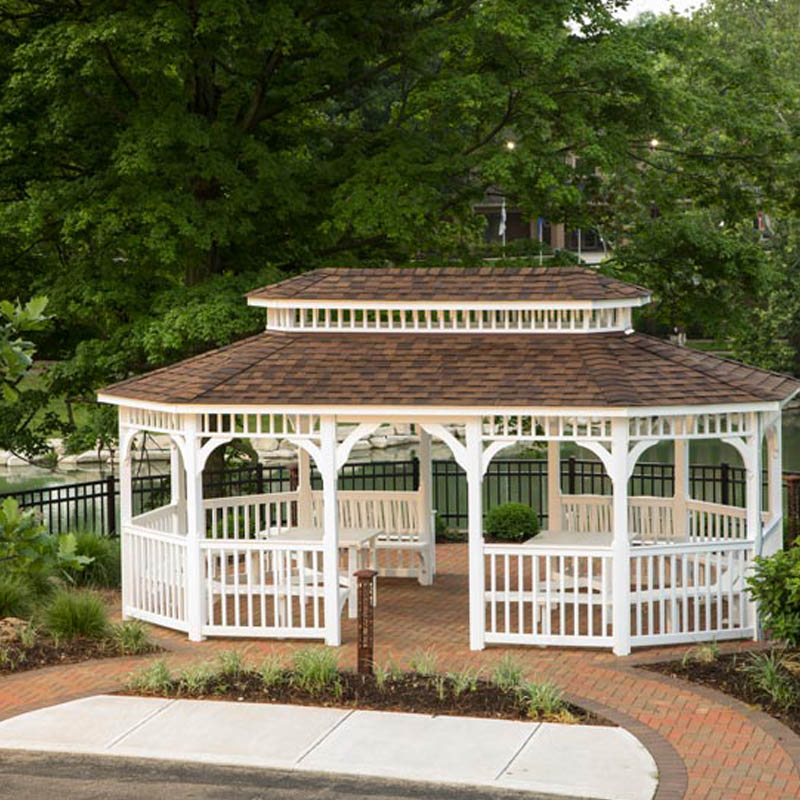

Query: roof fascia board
247;297;651;311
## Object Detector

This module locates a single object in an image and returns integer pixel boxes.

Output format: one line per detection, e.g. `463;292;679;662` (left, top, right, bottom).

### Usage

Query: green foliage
408;648;439;677
42;589;109;641
447;666;481;697
519;680;568;719
128;658;173;694
64;532;121;589
0;575;32;619
746;548;800;646
682;640;720;667
258;654;286;688
484;503;539;542
216;650;247;684
0;297;50;404
740;650;799;710
109;620;152;655
177;661;214;695
0;498;91;585
491;654;524;692
291;647;339;694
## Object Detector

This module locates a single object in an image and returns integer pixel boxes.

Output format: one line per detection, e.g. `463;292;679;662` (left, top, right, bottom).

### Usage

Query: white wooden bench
312;490;435;585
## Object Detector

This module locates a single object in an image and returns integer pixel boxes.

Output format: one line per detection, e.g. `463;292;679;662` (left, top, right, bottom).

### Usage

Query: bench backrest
311;490;426;538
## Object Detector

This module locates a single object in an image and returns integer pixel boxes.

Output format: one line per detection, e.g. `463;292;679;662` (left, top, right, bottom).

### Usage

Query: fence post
105;475;117;536
411;455;420;491
568;456;577;495
721;462;730;506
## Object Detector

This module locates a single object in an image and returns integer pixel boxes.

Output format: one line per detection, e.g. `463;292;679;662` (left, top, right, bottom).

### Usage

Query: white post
747;413;764;555
183;414;205;642
169;440;186;534
418;427;435;582
611;417;631;656
465;418;485;651
297;444;313;528
547;440;561;530
673;437;689;539
119;422;133;621
767;421;783;546
320;415;341;646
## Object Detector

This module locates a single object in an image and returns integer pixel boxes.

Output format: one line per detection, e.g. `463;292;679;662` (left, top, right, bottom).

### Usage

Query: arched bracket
119;426;142;463
288;437;325;475
627;439;658;479
196;436;233;475
420;423;469;472
335;422;380;471
482;440;516;477
721;435;750;472
575;439;613;476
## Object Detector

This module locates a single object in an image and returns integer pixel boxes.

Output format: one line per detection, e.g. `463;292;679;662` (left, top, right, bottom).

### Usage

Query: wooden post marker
354;569;377;675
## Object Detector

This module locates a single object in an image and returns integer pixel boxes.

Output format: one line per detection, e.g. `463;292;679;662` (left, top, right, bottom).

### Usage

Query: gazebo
98;266;800;656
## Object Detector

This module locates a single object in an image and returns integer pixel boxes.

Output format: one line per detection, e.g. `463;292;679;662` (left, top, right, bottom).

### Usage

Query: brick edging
565;690;687;800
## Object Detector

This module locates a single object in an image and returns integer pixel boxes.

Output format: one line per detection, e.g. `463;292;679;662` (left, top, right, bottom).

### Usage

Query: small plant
682;640;720;667
0;575;32;618
177;662;214;694
447;666;480;697
65;531;121;588
520;680;568;719
408;648;438;677
746;548;800;646
484;503;539;542
0;646;19;671
291;647;339;694
128;658;173;693
18;623;37;648
217;650;247;683
740;650;799;710
492;653;524;692
434;675;447;701
42;589;109;641
374;662;390;691
109;620;152;655
258;654;285;688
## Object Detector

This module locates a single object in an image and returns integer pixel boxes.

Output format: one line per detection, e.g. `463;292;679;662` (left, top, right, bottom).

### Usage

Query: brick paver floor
1;543;799;800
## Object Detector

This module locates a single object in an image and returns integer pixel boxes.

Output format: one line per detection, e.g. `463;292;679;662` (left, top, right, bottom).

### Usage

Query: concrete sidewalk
0;696;657;800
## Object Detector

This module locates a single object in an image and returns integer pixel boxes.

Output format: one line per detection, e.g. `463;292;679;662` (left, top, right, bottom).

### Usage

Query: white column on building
746;412;764;555
547;440;561;530
119;421;133;621
296;442;313;528
610;417;631;656
673;437;690;539
766;419;783;551
465;418;485;651
169;440;186;534
418;427;435;583
319;415;341;646
183;413;205;642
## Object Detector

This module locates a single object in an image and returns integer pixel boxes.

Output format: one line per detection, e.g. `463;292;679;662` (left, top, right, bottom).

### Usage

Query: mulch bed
643;650;800;736
0;638;160;675
124;670;611;725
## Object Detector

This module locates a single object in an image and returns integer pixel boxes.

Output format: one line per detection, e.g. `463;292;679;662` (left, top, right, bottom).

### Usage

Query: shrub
42;589;109;641
0;575;32;618
65;532;121;588
484;503;539;542
109;620;152;655
291;647;339;693
492;653;524;692
746;548;800;646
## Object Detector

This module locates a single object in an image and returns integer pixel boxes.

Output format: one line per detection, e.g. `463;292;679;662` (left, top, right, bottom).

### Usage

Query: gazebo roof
246;266;651;304
100;330;800;409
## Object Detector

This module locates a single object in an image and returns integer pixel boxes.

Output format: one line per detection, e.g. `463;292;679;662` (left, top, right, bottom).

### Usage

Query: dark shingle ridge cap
246;266;652;302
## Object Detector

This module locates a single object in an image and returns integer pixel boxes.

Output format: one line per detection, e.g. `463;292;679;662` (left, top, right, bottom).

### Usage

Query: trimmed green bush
0;575;32;618
484;503;539;542
65;531;121;588
746;548;800;646
42;589;109;641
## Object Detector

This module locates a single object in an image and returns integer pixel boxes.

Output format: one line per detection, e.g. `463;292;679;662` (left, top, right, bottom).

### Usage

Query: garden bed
122;650;611;726
643;646;800;736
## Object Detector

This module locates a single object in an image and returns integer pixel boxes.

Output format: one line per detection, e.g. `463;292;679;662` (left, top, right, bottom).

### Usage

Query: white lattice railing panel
201;540;327;638
482;415;613;441
266;305;632;334
484;544;614;646
123;525;188;631
629;412;752;440
204;492;297;539
630;540;752;646
687;499;747;541
199;412;320;439
123;407;181;434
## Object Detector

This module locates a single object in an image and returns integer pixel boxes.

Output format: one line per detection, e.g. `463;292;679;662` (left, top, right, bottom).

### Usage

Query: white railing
132;503;179;533
123;524;189;632
687;499;747;541
628;497;676;542
560;495;613;534
484;543;614;647
629;540;753;646
204;492;296;539
200;539;328;638
761;514;783;558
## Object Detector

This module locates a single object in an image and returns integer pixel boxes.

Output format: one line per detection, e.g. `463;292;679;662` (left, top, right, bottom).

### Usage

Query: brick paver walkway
1;543;799;800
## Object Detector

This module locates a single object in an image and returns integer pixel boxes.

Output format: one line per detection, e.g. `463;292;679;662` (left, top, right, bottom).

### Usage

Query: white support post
119;423;133;621
465;418;485;651
297;443;313;528
547;440;561;530
169;440;186;534
320;415;341;646
673;438;689;540
747;413;764;555
767;422;783;541
418;427;435;582
610;417;631;656
183;414;205;642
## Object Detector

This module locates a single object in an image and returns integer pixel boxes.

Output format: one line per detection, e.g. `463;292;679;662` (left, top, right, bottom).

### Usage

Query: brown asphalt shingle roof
100;331;800;408
246;267;651;302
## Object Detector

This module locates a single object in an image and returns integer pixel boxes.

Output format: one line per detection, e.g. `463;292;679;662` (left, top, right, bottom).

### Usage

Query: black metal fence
0;457;759;536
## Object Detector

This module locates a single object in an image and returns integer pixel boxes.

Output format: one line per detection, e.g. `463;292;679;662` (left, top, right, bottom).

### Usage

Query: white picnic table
261;526;380;618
